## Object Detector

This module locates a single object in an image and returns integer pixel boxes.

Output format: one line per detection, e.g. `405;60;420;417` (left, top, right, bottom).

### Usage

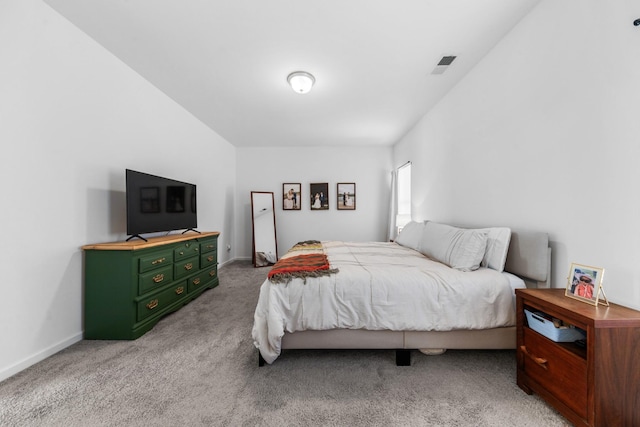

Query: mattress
252;241;519;363
503;271;526;309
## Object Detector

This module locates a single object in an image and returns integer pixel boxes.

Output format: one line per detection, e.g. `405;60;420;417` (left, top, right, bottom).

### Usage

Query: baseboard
218;257;251;268
0;333;83;383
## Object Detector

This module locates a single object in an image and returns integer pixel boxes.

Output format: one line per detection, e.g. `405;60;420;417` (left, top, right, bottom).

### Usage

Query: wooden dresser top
82;231;219;251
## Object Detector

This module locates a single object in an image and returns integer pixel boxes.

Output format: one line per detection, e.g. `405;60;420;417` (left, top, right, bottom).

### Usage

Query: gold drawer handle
184;263;193;271
146;299;159;310
152;274;164;283
192;278;201;286
206;245;214;249
520;345;548;370
151;257;166;265
207;255;214;262
209;270;216;277
175;286;184;295
179;251;184;255
195;247;199;251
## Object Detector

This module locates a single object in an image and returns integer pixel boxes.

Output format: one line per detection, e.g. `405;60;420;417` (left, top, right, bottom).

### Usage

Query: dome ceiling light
287;71;315;94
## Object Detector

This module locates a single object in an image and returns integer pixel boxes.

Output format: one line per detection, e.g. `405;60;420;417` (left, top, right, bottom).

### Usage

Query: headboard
504;230;551;288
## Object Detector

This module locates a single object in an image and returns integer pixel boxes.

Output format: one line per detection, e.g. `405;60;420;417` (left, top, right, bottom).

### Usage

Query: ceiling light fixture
287;71;315;94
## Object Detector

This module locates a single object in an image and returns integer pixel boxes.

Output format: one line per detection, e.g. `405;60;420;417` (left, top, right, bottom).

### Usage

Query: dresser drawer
187;272;208;293
174;241;200;261
521;327;587;419
200;238;217;254
188;266;218;292
138;265;173;295
136;282;187;322
138;249;173;273
200;252;217;269
174;256;199;279
205;266;217;282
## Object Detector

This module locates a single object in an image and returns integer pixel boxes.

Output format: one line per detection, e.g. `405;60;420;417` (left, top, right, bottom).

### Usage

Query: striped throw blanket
267;241;339;284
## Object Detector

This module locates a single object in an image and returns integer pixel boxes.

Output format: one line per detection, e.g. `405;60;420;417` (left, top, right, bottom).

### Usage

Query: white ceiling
44;0;540;148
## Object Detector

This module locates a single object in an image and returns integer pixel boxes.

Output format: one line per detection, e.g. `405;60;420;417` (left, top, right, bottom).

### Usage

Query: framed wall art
337;183;356;210
565;262;608;306
310;183;329;210
282;183;301;210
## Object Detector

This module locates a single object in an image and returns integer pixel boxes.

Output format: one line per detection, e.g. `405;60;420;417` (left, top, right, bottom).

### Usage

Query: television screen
126;169;197;237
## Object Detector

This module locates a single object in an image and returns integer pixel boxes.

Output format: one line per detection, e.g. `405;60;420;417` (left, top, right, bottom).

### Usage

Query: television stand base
182;228;201;234
126;234;148;242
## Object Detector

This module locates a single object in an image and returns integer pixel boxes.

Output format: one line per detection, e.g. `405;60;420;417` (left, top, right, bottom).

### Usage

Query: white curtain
387;169;398;242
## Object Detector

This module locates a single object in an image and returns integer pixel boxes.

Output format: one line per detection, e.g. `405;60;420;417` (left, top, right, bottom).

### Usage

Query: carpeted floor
0;261;569;426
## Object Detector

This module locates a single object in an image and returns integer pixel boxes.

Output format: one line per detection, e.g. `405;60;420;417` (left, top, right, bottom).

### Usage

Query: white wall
394;0;640;309
236;146;393;258
0;0;236;381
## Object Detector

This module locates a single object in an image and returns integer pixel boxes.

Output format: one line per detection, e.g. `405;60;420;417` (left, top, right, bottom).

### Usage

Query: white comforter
252;241;516;364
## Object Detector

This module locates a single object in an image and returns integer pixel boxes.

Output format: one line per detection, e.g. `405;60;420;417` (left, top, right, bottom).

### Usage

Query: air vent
431;55;457;75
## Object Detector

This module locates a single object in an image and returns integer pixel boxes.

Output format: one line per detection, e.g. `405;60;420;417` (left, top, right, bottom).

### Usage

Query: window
396;162;411;233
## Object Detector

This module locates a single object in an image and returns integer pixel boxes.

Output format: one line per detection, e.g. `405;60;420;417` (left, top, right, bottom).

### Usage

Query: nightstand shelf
516;289;640;427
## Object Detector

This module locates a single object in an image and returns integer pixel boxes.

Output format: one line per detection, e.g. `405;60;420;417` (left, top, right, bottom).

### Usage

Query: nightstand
516;288;640;427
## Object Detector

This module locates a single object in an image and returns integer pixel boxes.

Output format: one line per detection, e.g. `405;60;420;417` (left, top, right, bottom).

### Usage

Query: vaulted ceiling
44;0;540;147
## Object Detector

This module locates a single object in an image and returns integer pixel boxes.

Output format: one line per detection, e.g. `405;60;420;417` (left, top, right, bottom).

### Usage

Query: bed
252;221;551;366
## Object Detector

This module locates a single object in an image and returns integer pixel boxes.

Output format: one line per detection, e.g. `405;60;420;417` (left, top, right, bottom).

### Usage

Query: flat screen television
126;169;197;240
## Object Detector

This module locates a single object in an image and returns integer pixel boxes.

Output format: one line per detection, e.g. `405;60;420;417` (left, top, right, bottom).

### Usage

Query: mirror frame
250;191;278;267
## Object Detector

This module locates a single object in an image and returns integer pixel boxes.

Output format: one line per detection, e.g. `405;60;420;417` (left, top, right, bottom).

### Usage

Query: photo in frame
310;183;329;210
565;262;608;306
282;183;301;210
337;183;356;210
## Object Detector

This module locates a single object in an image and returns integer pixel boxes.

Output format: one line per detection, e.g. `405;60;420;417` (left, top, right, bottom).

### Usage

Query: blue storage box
525;309;586;342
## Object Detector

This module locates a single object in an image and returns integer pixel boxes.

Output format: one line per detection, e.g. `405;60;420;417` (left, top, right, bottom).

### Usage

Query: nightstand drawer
138;265;173;295
521;328;587;419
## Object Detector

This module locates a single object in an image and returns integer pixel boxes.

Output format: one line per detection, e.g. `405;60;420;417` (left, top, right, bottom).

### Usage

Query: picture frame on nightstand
565;262;609;306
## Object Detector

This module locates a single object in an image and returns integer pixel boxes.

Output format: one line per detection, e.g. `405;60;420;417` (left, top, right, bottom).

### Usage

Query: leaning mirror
250;191;278;267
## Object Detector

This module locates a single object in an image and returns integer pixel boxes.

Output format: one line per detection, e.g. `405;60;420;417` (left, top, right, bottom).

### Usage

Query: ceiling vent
431;56;457;75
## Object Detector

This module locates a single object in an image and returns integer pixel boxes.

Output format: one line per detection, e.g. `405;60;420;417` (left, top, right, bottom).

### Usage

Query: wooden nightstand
516;289;640;427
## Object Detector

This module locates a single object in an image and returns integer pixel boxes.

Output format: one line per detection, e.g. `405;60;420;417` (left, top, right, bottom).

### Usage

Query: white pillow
478;227;512;272
394;221;425;251
419;222;488;271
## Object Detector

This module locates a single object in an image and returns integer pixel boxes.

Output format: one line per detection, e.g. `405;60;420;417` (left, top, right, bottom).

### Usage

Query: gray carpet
0;261;569;426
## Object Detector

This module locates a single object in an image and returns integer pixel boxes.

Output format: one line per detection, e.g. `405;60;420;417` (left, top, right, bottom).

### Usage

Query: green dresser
83;232;219;339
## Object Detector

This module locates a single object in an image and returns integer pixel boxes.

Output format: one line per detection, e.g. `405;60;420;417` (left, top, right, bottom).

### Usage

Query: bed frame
258;230;551;366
